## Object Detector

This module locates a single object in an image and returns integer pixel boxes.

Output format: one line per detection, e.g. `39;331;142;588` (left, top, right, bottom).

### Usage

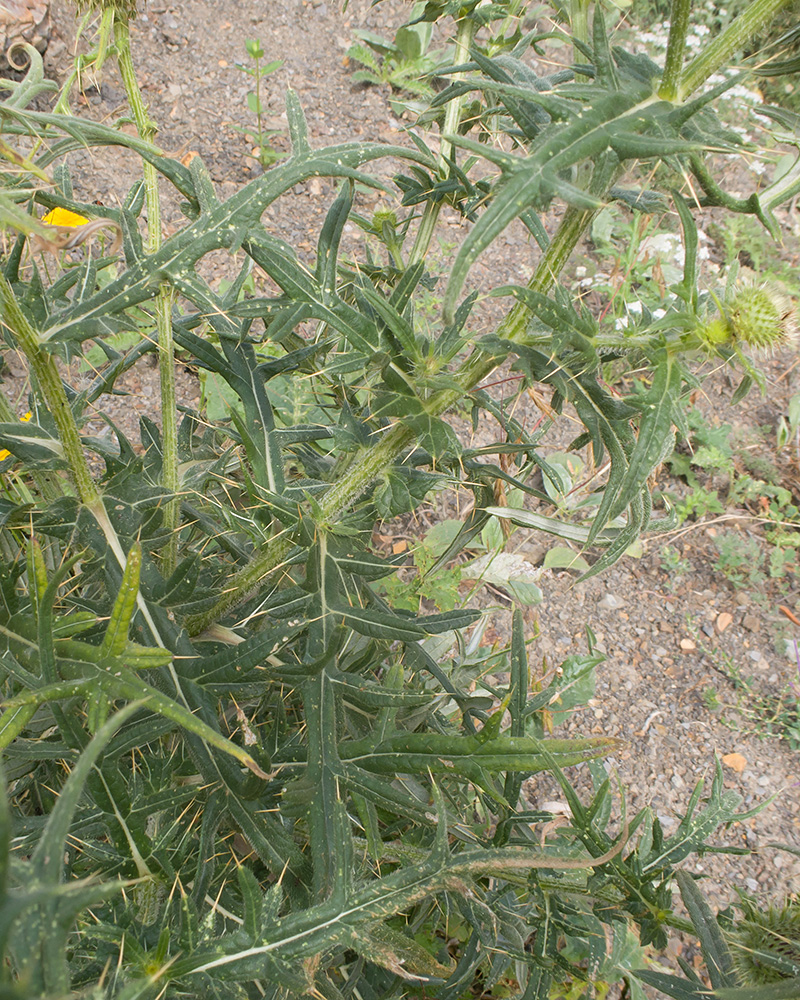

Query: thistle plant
0;0;796;995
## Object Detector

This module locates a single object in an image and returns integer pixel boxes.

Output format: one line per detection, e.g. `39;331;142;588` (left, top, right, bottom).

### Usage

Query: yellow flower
42;207;90;228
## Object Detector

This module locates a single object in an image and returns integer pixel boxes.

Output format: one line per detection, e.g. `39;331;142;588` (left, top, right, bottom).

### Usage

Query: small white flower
638;233;685;267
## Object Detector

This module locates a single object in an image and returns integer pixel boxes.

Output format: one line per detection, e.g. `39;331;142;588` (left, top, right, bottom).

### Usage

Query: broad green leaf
543;546;591;572
463;552;543;605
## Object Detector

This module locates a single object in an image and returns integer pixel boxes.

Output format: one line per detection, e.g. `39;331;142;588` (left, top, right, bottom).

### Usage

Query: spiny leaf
100;542;142;659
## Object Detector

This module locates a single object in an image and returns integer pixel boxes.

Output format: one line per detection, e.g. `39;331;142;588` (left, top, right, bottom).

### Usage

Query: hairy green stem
570;0;590;48
0;273;99;504
115;15;179;574
678;0;793;100
659;0;692;101
409;11;477;266
570;0;591;83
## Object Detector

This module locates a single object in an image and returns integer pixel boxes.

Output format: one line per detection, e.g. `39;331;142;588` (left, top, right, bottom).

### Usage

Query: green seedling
346;3;448;113
234;38;284;168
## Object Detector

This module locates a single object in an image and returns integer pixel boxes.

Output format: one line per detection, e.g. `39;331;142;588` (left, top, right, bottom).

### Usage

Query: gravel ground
29;0;800;915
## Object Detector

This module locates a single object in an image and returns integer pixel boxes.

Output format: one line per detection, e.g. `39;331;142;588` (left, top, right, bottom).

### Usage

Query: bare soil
32;0;800;919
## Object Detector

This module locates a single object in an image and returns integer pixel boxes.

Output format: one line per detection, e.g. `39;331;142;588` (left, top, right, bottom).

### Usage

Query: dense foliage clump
0;0;798;996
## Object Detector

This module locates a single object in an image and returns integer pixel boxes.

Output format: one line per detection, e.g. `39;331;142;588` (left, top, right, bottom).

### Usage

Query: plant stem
678;0;792;100
254;50;264;153
570;0;591;82
114;14;179;575
408;11;477;266
570;0;590;48
659;0;692;101
0;273;99;504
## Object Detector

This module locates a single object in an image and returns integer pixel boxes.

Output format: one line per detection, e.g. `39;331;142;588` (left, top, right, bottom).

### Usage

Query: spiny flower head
699;282;797;353
730;895;800;985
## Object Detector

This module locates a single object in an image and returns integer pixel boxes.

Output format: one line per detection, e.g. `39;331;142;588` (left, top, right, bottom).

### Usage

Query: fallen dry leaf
721;752;747;773
716;612;733;633
392;539;408;554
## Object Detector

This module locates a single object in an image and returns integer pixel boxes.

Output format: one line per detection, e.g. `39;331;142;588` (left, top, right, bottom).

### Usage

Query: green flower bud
698;317;732;346
372;208;398;233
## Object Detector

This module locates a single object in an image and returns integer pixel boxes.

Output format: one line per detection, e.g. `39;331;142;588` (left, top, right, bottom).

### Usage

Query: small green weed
668;407;800;585
379;521;463;613
713;531;766;588
346;3;448;114
696;635;800;747
234;38;284;168
707;213;800;288
776;390;800;458
660;544;693;580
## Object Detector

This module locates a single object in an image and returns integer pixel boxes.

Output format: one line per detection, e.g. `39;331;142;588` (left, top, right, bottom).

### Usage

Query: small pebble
655;646;668;658
598;593;623;610
657;813;678;833
747;650;762;663
745;877;759;891
757;775;771;787
716;612;734;632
